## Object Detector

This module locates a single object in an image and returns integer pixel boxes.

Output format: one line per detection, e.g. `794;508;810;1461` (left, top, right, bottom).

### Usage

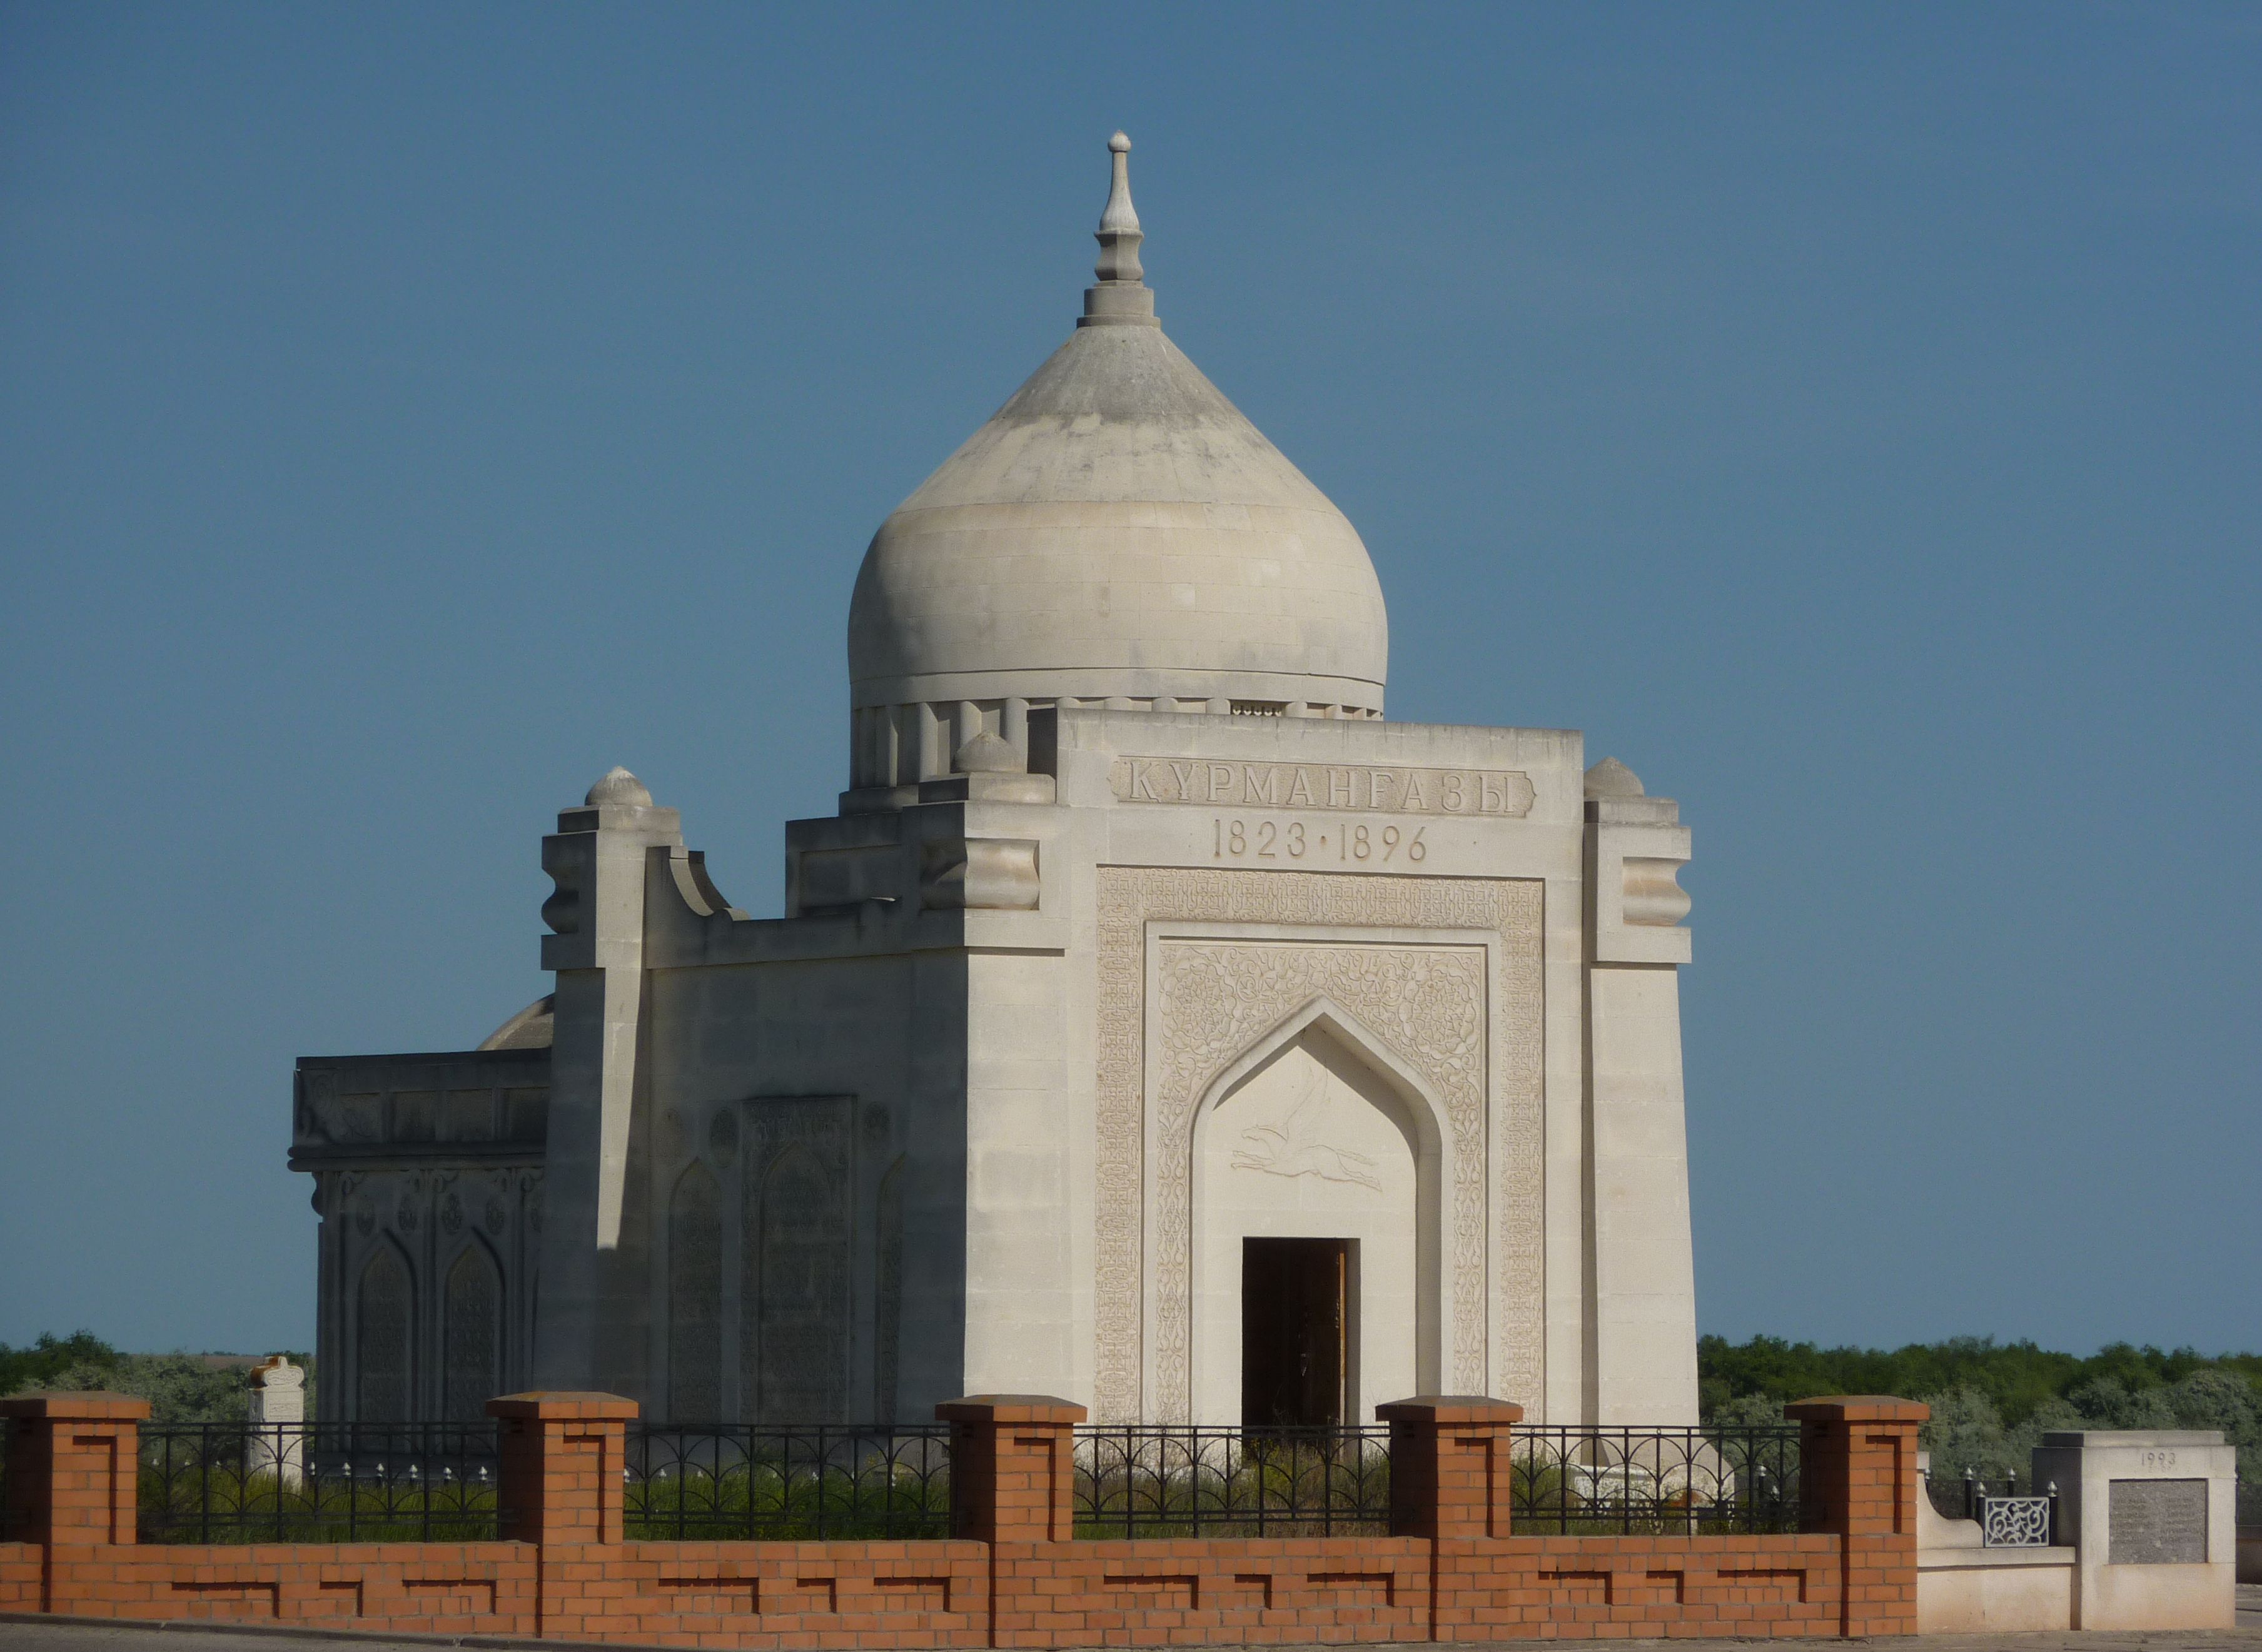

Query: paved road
1;1599;2257;1652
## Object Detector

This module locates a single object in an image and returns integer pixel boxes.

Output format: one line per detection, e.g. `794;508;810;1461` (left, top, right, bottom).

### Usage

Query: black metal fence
138;1423;500;1544
2239;1476;2261;1538
1509;1425;1802;1535
1073;1425;1390;1538
116;1416;1812;1546
625;1424;952;1541
1924;1464;2059;1542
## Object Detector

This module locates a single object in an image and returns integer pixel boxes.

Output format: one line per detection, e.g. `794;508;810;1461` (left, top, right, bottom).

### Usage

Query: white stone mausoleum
290;136;1701;1434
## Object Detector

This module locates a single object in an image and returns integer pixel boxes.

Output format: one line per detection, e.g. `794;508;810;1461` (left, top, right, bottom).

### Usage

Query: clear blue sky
3;4;2256;1359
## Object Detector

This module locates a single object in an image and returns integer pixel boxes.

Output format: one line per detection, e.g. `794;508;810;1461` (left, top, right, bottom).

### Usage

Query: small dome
479;994;555;1051
1584;757;1645;799
585;766;653;808
847;136;1386;719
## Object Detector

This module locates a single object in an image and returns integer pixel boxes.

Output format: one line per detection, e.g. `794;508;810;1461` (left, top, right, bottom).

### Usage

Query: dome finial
1081;132;1156;326
1096;131;1143;284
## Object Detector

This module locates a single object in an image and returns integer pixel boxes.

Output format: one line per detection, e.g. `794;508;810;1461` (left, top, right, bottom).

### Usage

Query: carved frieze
1109;757;1535;817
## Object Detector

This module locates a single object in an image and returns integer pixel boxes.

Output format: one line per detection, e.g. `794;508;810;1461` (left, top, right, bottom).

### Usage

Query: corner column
1787;1394;1928;1637
533;772;682;1391
1583;772;1699;1426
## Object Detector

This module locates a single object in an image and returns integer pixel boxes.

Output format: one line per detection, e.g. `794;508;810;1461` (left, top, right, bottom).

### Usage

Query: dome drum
846;692;1380;802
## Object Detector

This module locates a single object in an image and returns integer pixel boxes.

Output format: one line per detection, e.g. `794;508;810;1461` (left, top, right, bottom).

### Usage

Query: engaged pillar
1378;1395;1521;1539
488;1391;638;1548
1582;758;1699;1425
0;1392;148;1552
1787;1394;1928;1637
936;1394;1083;1544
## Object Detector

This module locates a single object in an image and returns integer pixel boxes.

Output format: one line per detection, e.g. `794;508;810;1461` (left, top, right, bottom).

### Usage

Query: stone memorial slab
2109;1478;2208;1564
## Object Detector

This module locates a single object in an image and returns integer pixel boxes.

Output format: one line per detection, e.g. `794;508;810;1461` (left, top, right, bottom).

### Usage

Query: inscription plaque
2108;1478;2208;1564
1110;756;1534;817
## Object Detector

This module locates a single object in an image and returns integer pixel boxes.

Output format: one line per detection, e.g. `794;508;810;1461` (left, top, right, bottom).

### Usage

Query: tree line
0;1331;307;1426
1700;1334;2261;1506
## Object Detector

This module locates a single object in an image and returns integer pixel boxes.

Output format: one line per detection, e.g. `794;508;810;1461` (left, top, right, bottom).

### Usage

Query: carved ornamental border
1094;867;1545;1423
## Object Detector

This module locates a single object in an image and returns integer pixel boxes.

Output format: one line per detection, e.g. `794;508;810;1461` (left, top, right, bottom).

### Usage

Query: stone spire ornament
1083;131;1157;327
1095;131;1142;282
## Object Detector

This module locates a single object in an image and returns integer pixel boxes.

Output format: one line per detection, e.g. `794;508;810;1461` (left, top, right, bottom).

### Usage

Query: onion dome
846;134;1387;790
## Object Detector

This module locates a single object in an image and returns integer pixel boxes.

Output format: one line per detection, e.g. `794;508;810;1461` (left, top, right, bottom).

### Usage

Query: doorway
1241;1237;1351;1427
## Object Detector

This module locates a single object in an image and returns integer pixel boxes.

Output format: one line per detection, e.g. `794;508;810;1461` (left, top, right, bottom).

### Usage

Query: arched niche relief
735;1097;854;1423
746;1145;850;1423
441;1238;503;1423
667;1161;724;1421
1184;997;1452;1426
355;1238;415;1426
873;1155;907;1423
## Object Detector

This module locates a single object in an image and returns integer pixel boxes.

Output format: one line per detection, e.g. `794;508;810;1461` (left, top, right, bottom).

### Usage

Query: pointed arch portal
1187;996;1450;1426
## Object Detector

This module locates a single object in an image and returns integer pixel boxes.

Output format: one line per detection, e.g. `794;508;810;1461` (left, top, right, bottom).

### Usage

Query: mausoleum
290;134;1700;1433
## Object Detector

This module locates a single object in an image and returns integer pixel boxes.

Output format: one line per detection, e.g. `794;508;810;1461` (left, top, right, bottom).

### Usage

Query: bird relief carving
1229;1060;1383;1191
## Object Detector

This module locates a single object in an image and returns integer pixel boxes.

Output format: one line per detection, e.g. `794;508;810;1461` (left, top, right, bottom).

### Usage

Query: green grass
625;1461;951;1541
1072;1444;1389;1539
137;1464;497;1545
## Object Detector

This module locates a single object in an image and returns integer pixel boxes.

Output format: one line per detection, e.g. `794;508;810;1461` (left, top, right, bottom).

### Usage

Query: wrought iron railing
105;1415;1823;1546
2238;1476;2261;1538
1977;1494;2053;1546
625;1424;951;1540
1937;1466;2056;1546
1073;1425;1390;1538
1510;1425;1802;1534
138;1423;500;1544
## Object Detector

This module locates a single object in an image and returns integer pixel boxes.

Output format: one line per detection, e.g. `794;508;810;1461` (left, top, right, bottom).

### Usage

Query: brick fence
0;1391;1926;1647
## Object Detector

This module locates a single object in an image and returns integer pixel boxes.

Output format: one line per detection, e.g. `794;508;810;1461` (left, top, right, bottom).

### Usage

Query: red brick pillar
1378;1396;1522;1539
0;1393;149;1551
936;1394;1083;1544
488;1390;635;1638
1380;1397;1521;1643
1785;1395;1927;1637
488;1392;637;1546
937;1394;1083;1650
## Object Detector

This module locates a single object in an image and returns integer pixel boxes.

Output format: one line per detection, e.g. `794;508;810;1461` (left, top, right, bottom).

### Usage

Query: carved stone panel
742;1099;852;1423
668;1162;724;1421
1093;867;1545;1424
874;1157;907;1422
1152;940;1485;1413
442;1244;501;1423
356;1244;413;1424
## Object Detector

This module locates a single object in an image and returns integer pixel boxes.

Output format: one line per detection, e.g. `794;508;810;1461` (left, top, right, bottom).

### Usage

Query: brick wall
0;1390;1924;1646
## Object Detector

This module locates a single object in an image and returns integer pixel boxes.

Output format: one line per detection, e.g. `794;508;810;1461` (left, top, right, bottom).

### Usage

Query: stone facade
290;1050;546;1422
291;134;1701;1429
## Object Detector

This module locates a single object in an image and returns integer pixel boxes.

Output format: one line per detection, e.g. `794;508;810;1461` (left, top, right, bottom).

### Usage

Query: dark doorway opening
1241;1237;1350;1428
